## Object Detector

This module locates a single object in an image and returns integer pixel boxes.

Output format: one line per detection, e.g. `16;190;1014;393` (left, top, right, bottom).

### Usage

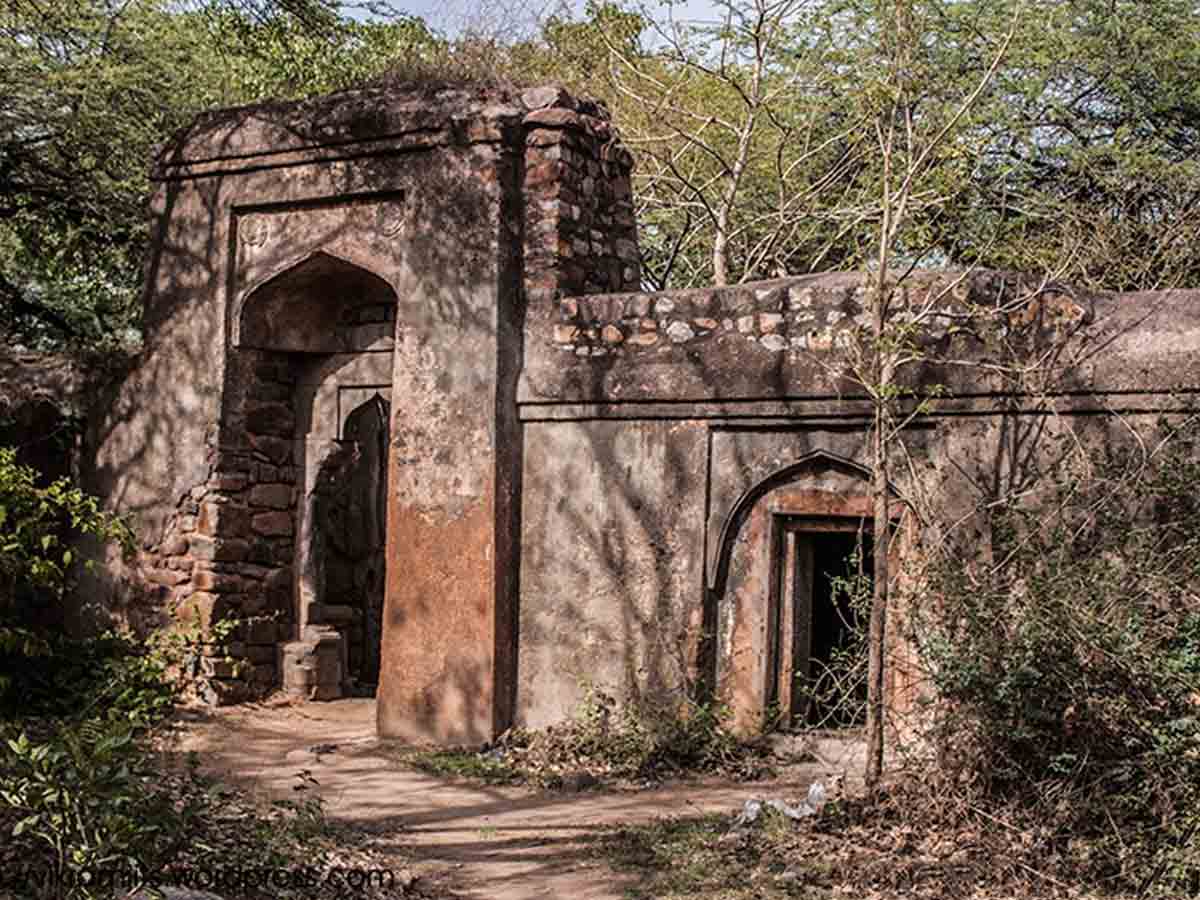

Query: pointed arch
708;449;898;593
233;250;397;352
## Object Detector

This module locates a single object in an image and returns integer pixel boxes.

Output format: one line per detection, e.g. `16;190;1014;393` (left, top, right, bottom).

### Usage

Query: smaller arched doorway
234;251;398;699
709;451;905;734
311;394;390;691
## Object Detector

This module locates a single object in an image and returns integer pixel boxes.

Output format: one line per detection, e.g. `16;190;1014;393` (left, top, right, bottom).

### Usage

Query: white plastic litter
733;798;763;827
732;781;826;826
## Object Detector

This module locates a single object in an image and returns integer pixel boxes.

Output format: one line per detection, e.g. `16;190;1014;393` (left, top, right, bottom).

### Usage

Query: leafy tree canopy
0;0;440;350
6;0;1200;349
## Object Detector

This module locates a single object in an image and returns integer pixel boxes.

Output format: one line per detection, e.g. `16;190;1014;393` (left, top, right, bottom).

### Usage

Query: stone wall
85;82;642;735
514;272;1200;730
83;77;1200;743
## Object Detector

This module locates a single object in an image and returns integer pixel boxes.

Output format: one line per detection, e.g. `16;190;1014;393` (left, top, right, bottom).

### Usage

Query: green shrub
915;421;1200;894
0;629;178;725
495;687;770;785
0;446;132;602
0;721;181;898
0;446;132;700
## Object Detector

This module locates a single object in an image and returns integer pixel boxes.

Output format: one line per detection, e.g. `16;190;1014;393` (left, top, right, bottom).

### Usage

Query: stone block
251;510;293;537
627;332;659;347
246;619;280;643
238;563;271;580
284;663;316;690
240;592;267;615
309;682;342;701
248;433;291;464
196;502;251;538
178;592;227;630
759;312;785;333
521;85;574;111
188;535;250;563
254;463;279;482
247;540;276;564
262;567;291;592
666;321;695;343
601;324;624;344
161;536;189;557
249;483;292;510
525;127;562;147
191;569;244;593
246;643;277;664
145;568;189;587
209;473;248;492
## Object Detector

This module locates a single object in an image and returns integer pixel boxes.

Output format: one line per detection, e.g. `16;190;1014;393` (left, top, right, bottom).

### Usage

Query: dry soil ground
170;698;864;900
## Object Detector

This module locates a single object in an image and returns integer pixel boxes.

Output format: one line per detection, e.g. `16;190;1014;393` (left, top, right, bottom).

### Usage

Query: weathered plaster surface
517;419;706;729
70;79;1200;743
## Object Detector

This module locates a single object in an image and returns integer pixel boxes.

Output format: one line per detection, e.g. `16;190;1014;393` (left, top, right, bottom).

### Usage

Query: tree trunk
865;270;892;792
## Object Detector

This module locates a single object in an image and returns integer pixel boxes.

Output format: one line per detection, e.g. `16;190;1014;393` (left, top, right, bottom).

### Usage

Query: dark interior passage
319;393;390;695
803;530;872;727
767;520;873;730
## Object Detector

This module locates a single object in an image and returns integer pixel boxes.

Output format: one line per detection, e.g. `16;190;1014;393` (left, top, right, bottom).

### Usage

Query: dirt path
170;699;863;900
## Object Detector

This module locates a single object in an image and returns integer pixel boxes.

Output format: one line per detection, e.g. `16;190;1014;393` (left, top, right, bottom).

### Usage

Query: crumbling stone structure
84;81;1200;743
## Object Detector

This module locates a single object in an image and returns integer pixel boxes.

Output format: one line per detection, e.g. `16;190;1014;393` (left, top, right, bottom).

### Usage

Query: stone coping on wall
153;82;630;180
0;349;86;412
520;270;1200;405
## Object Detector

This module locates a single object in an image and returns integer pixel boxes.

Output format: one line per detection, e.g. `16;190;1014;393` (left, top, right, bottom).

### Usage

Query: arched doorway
709;450;903;734
234;251;397;699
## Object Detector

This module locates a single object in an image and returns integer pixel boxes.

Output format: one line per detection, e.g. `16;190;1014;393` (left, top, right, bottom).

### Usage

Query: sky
355;0;726;41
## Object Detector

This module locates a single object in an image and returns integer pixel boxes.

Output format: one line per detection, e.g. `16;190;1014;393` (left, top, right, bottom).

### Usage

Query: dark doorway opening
766;518;873;730
316;393;390;696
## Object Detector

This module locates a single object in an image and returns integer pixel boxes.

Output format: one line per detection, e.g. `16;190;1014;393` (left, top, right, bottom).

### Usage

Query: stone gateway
83;82;1200;744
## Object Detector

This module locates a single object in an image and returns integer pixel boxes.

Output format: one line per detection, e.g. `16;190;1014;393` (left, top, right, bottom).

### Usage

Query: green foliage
0;624;343;898
0;630;177;725
202;7;445;101
0;721;179;897
0;723;342;898
917;419;1200;894
498;687;771;785
0;0;443;351
0;446;131;601
0;446;132;699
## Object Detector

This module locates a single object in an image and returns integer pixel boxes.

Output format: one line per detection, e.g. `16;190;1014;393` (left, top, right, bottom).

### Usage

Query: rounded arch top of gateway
234;250;397;354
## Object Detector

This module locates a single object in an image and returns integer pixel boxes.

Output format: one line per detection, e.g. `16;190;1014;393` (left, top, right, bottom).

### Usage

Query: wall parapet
521;270;1200;405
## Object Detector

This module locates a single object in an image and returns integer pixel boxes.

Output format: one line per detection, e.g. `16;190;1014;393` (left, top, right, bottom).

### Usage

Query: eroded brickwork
135;350;299;701
95;83;647;709
521;86;640;313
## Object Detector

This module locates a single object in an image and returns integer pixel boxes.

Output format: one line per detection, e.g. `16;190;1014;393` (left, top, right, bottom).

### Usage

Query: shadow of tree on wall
514;271;1200;737
81;86;525;733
